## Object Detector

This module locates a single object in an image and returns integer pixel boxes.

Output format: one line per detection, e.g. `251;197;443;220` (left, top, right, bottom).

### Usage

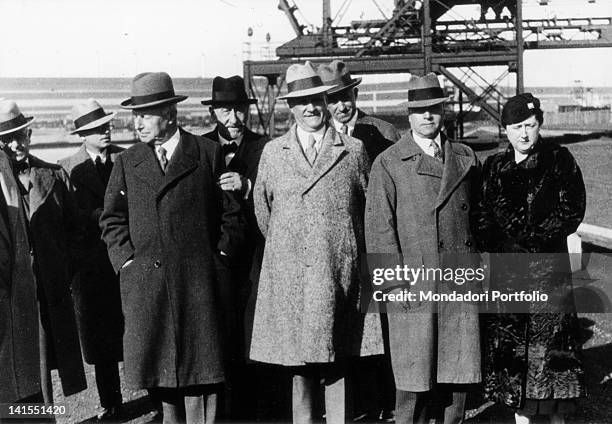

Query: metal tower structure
244;0;612;136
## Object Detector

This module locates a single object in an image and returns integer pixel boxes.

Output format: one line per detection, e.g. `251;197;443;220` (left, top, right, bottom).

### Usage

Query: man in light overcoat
365;73;482;424
59;99;124;420
251;61;384;424
100;72;245;424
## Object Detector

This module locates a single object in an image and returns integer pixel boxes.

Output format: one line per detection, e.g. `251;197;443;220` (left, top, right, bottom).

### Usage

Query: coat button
154;260;162;268
29;248;34;256
461;203;468;211
465;240;472;247
438;241;444;249
412;156;417;161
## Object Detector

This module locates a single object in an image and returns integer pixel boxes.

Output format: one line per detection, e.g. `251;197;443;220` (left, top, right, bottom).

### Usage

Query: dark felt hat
501;93;542;127
201;75;257;106
121;72;187;109
406;72;449;108
317;60;362;95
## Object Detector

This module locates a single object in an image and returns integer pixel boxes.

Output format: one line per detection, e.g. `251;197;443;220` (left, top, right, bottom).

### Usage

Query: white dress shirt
296;125;326;155
85;147;108;164
219;132;243;167
412;131;443;158
156;128;180;162
332;111;358;137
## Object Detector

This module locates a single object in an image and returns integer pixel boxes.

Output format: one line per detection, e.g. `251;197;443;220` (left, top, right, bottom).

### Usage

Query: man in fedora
317;60;400;162
318;59;398;421
201;75;267;420
251;61;384;424
59;99;124;420
100;72;245;424
0;99;87;405
365;73;482;424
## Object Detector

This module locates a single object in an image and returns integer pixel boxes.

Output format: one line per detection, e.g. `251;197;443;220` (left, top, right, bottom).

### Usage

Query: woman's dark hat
121;72;188;109
201;76;257;106
406;73;450;108
0;100;35;136
317;60;362;95
71;99;115;134
501;93;542;127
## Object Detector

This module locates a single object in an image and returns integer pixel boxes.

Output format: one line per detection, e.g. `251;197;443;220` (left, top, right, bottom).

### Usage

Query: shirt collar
296;125;325;144
157;128;180;160
333;111;358;135
411;131;442;156
85;147;108;163
219;130;243;147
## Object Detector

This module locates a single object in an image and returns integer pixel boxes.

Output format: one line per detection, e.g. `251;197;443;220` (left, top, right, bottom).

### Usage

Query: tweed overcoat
100;128;245;389
59;144;124;364
17;155;87;397
250;125;384;366
353;109;401;161
365;133;482;391
0;151;40;402
471;140;586;408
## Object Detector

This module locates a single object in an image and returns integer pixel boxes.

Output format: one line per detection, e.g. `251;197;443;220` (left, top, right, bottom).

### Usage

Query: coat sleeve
56;167;83;273
365;155;400;255
213;144;246;257
522;147;586;248
100;154;134;273
253;144;272;237
0;190;10;291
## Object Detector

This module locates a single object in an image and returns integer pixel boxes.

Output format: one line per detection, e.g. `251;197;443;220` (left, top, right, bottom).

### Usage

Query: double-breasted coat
365;133;482;392
0;151;40;402
59;144;124;364
353;109;401;161
250;125;384;366
14;155;86;397
471;140;586;408
100;128;245;389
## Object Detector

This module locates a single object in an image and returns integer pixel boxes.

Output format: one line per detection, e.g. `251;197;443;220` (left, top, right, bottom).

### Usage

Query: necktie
340;124;348;135
221;142;239;156
13;160;30;192
430;140;443;162
157;146;168;173
305;134;318;166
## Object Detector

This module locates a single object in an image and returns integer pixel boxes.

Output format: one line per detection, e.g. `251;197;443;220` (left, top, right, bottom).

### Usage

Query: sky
0;0;611;86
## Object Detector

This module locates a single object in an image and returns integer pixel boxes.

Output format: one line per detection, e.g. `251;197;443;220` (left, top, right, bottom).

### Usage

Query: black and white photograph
1;1;611;423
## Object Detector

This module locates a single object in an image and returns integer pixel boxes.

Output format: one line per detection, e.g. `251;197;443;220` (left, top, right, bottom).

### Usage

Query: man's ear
209;107;217;123
353;87;359;101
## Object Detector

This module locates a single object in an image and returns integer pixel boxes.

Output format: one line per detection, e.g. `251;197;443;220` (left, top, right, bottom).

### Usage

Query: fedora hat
317;60;362;95
201;75;257;106
0;100;35;136
406;72;449;108
121;72;187;109
71;99;116;134
278;61;336;100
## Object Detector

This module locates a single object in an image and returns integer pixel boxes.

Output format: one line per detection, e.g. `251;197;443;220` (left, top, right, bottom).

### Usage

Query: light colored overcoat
365;132;482;391
250;124;384;366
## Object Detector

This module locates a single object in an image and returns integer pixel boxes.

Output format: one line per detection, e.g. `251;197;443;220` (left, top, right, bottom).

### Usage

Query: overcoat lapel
281;127;312;181
70;146;106;199
398;133;442;178
157;131;198;199
28;160;57;219
434;137;474;209
302;126;347;195
133;144;164;191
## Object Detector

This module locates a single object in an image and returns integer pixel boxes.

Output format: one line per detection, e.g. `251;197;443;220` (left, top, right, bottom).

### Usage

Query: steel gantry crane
244;0;612;136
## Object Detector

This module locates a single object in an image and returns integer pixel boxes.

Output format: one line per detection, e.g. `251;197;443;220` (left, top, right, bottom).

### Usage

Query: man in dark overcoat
201;75;267;419
318;60;400;162
59;99;124;420
100;72;245;424
0;99;86;404
318;60;400;421
0;149;40;404
365;74;482;424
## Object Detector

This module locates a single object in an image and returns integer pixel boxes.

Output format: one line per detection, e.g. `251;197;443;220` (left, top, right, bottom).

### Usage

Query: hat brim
0;116;35;136
120;95;188;110
70;112;115;135
277;84;337;100
325;78;362;95
201;98;258;106
406;96;449;108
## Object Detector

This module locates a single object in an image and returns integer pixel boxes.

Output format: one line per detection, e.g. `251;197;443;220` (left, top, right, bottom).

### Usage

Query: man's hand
218;172;248;196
